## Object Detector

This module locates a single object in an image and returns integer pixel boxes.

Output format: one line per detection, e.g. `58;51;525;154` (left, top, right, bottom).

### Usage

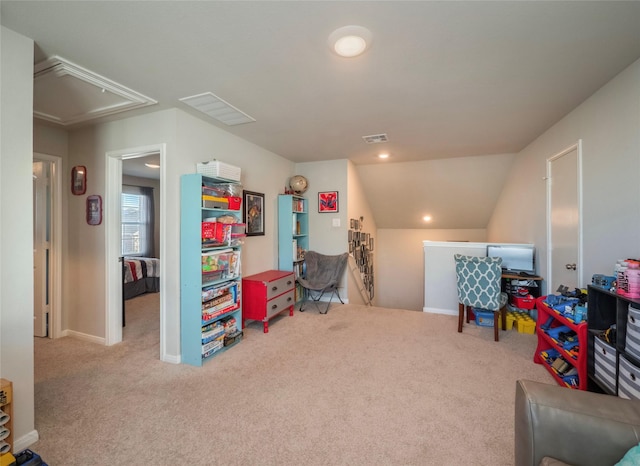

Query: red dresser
242;270;295;333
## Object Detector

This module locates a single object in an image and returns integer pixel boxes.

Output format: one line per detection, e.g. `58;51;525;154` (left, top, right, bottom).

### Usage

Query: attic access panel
33;56;157;126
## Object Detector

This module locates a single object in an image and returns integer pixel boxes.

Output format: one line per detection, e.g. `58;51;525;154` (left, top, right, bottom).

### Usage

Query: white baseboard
13;429;39;453
66;330;106;345
422;306;457;316
162;353;180;364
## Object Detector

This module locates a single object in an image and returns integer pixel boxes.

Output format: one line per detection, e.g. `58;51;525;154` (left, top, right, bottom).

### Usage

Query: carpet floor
31;293;551;465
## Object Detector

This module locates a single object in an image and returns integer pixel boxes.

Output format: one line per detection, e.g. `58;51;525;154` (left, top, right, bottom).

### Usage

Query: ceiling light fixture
378;153;389;159
145;163;160;169
328;25;372;58
423;215;432;222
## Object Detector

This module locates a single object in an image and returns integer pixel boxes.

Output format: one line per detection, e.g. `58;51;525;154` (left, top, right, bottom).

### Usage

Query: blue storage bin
474;309;495;327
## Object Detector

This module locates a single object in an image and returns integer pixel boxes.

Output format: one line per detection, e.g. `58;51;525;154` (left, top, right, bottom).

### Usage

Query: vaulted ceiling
3;1;640;228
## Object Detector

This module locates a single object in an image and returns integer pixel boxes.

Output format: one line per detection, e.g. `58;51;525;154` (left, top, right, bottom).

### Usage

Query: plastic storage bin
474;309;495;327
511;295;536;310
594;336;617;394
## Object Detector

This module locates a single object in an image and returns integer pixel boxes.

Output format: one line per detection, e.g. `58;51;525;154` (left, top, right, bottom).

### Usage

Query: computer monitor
486;244;535;274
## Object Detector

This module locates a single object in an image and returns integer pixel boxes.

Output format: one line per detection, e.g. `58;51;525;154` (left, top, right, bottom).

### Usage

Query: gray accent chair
298;251;348;314
515;379;640;466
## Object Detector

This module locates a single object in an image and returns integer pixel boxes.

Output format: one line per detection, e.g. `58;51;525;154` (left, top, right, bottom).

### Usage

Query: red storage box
227;196;242;210
511;295;536;309
201;222;231;245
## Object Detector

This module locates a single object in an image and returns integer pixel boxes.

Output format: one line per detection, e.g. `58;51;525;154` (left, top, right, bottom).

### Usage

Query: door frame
33;153;62;339
105;144;168;360
545;140;583;290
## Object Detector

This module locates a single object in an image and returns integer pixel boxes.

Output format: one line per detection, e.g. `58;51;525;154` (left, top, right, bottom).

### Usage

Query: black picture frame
243;190;265;236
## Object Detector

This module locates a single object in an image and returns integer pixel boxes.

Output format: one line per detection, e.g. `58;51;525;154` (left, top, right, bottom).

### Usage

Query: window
121;186;154;256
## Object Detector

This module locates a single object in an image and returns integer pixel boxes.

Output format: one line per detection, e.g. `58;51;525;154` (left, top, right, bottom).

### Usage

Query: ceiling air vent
180;92;256;126
362;133;388;144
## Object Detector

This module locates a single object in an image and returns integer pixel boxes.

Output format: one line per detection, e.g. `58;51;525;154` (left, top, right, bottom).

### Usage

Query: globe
289;175;308;194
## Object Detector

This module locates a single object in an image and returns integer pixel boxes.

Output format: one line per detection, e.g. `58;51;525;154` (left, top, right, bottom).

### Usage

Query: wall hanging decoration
318;191;338;213
86;194;102;225
71;165;87;195
348;216;374;301
244;190;265;236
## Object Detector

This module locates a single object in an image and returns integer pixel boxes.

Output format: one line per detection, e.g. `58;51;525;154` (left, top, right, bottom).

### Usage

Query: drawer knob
632;373;637;382
272;304;278;310
287;280;292;285
602;348;607;355
631;316;636;324
272;286;278;291
287;297;292;302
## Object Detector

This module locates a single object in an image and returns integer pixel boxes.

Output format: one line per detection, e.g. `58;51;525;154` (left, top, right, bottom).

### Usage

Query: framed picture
318;191;338;213
86;195;102;225
71;165;87;195
244;190;265;236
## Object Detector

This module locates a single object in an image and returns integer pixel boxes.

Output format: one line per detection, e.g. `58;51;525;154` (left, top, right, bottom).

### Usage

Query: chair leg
458;303;465;333
494;311;499;342
501;305;507;331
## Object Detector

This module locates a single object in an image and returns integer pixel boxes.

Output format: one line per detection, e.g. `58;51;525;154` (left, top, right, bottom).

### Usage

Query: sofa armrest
515;379;640;466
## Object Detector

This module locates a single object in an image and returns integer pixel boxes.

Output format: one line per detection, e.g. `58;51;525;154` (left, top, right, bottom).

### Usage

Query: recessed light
378;153;389;159
145;163;160;169
423;215;432;222
328;26;372;58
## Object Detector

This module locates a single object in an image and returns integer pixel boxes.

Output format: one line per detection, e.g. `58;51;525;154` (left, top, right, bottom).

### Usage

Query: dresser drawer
266;274;295;300
267;290;295;319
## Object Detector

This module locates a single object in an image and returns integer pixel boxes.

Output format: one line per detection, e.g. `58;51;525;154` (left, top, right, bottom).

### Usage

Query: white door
33;161;50;337
547;143;582;291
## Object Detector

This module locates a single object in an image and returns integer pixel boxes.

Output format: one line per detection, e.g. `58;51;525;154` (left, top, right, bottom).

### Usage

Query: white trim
105;144;169;363
546;140;583;289
422;241;533;248
66;329;106;345
13;429;39;453
33;153;62;339
34;56;157;126
422;306;457;316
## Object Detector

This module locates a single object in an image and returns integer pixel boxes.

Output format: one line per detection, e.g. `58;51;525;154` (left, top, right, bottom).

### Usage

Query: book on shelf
292;238;298;262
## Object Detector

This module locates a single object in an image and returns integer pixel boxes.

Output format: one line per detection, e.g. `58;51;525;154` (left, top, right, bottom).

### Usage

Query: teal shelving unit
278;195;308;302
180;173;243;366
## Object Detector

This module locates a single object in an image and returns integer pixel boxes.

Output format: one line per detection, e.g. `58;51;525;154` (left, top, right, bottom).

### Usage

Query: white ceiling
3;1;640;228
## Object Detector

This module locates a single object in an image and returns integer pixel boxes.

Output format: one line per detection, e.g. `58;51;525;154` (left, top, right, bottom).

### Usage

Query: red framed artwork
318;191;338;213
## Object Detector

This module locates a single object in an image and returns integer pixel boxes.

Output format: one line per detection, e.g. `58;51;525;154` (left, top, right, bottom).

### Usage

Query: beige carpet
32;293;551;465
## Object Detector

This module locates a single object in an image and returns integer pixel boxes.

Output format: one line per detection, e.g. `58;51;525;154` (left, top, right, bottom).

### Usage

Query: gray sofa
515;379;640;466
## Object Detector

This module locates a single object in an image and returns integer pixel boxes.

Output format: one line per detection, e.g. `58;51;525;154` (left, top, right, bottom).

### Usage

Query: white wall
488;57;640;286
346;161;377;305
0;26;37;450
376;229;487;311
295;160;351;299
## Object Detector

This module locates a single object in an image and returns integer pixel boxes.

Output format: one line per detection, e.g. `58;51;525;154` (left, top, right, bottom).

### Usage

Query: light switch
332;218;341;227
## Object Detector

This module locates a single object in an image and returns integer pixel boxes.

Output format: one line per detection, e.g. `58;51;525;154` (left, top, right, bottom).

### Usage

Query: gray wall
488;57;640;289
1;26;37;450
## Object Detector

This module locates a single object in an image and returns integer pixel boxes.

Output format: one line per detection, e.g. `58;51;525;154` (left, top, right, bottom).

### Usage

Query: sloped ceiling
3;1;640;228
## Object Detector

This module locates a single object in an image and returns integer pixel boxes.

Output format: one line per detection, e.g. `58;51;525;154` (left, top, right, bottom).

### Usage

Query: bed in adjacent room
123;257;160;300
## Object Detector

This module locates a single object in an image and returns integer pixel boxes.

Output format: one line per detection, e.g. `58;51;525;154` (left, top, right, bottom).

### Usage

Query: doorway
32;153;62;339
546;141;583;291
122;154;161;340
105;144;168;361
